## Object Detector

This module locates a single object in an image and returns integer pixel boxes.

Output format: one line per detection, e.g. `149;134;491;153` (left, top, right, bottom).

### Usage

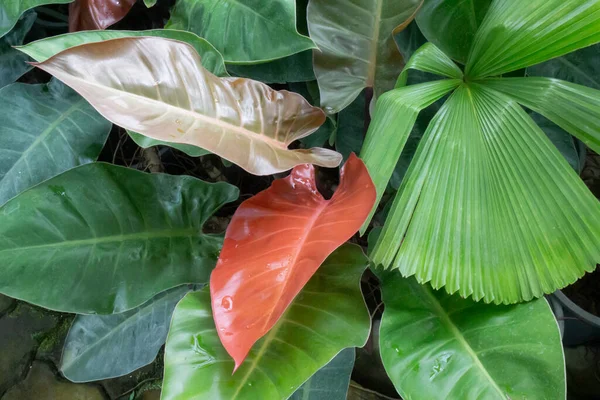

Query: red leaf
210;153;376;371
69;0;136;31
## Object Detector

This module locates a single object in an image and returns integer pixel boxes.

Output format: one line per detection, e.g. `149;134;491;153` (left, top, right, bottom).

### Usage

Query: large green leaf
378;271;565;400
307;0;422;113
289;348;355;400
481;77;600;154
0;0;72;38
359;79;460;232
415;0;491;64
162;244;370;400
166;0;315;64
466;0;600;79
227;50;314;84
0;79;111;206
0;10;36;88
16;28;228;77
0;163;239;314
527;43;600;90
371;83;600;304
61;285;192;382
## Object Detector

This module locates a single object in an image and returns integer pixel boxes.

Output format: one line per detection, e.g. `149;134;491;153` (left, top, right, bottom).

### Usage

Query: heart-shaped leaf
0;0;72;38
0;163;238;314
61;285;192;382
0;78;111;206
290;348;356;400
162;244;370;400
166;0;315;64
34;36;341;175
307;0;423;113
377;270;565;399
0;10;36;88
210;153;375;370
68;0;136;31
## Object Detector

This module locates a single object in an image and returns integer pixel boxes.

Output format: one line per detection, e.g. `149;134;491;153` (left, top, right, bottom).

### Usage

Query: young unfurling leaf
210;153;375;370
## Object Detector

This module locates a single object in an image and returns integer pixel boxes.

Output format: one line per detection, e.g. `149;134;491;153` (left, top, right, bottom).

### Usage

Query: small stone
0;304;57;394
3;361;105;400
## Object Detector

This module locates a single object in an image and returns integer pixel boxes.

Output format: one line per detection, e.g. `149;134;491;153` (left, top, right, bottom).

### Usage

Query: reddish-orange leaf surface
69;0;136;31
210;153;376;371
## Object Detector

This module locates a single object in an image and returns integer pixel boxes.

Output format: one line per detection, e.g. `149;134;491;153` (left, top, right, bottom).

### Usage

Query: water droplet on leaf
221;296;233;311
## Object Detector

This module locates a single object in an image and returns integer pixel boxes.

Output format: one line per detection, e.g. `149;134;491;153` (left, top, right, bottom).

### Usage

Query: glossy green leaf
166;0;315;64
162;244;370;400
227;50;314;84
481;77;600;154
527;43;600;90
307;0;422;113
143;0;157;7
377;271;565;400
61;285;192;382
16;28;228;77
289;348;355;400
0;0;72;38
0;163;239;314
0;10;36;88
0;79;111;206
415;0;491;64
466;0;600;79
372;83;600;304
396;42;463;88
127;130;210;158
359;79;461;232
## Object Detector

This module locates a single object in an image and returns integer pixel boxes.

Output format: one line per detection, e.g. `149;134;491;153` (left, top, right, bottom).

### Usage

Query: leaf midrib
422;286;506;399
231;321;284;399
0;97;86;187
45;70;289;151
0;228;200;254
262;200;329;330
366;0;384;86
